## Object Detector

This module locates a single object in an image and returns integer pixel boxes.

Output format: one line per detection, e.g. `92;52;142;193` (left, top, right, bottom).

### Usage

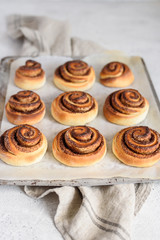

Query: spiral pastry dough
112;126;160;167
14;60;46;90
103;89;149;126
51;91;98;126
100;61;134;87
5;90;45;125
54;60;95;91
52;126;106;167
0;125;47;166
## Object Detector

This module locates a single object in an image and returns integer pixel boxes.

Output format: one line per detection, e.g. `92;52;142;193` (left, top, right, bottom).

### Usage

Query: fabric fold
7;15;71;56
25;185;135;240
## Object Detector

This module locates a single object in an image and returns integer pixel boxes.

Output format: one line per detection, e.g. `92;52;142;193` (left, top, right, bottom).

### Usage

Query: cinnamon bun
5;90;45;125
0;125;47;166
103;89;149;125
52;126;106;167
112;126;160;167
53;60;95;91
51;91;98;126
14;60;45;90
100;62;134;87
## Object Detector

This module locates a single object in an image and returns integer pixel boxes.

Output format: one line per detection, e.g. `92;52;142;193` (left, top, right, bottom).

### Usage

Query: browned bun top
105;89;146;115
56;126;105;156
56;60;93;83
0;124;43;155
7;90;44;114
100;61;134;87
116;126;160;158
17;60;43;77
57;91;96;113
101;61;127;77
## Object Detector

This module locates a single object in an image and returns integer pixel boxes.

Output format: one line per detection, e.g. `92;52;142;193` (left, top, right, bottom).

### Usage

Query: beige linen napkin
4;15;151;240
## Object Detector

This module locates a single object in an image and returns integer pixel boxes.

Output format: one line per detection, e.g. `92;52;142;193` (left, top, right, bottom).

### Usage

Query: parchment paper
0;53;160;182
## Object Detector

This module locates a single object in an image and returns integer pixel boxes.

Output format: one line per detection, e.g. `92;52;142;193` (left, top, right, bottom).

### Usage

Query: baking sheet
0;52;160;186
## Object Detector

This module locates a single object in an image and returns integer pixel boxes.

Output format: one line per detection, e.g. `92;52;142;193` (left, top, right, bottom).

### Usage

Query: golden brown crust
14;60;45;90
112;126;160;167
53;60;95;91
103;89;149;126
100;61;134;87
5;90;45;125
52;126;106;167
51;91;98;126
0;124;47;166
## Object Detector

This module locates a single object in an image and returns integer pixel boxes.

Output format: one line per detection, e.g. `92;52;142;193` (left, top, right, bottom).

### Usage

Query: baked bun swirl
54;60;95;91
51;91;98;126
0;125;47;166
14;60;45;90
103;89;149;126
5;90;45;125
52;126;106;167
100;62;134;87
112;126;160;167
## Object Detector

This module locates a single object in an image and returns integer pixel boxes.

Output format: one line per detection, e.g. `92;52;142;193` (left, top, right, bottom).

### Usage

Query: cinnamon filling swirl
15;59;46;90
1;125;43;155
6;90;45;125
51;91;98;126
121;126;160;158
103;88;149;126
0;124;47;166
57;126;104;156
100;61;134;87
18;60;43;77
101;62;128;79
8;90;43;114
112;126;160;167
102;62;125;78
54;59;95;91
59;60;91;83
59;91;95;113
109;89;145;115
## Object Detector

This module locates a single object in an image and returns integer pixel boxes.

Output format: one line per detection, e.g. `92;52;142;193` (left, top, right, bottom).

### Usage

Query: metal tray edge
0;55;159;186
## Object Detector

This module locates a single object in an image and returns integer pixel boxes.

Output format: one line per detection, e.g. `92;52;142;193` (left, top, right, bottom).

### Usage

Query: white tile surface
0;0;160;239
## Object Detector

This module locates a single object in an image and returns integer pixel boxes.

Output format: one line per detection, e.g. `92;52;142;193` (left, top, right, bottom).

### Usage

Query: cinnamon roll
14;60;46;90
52;126;106;167
112;126;160;167
100;62;134;87
0;125;47;166
103;89;149;125
5;90;45;125
51;91;98;126
53;60;95;91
